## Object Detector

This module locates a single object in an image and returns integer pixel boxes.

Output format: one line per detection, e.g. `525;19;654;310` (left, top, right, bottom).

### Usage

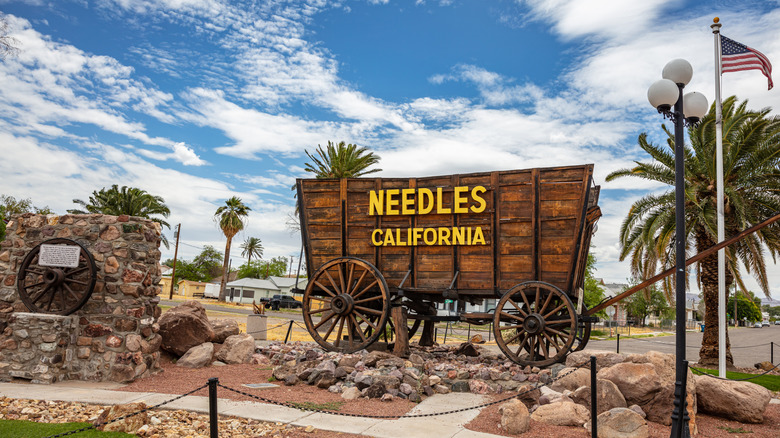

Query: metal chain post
284;320;294;343
208;377;219;438
591;356;597;438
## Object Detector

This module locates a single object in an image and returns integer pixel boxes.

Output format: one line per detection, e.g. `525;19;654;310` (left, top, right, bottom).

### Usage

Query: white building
224;278;280;304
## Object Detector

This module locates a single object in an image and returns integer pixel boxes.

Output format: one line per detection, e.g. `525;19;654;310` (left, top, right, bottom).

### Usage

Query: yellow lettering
453;227;466;245
396;228;404;246
436;187;451;214
386;189;400;215
423;228;437;245
371;229;383;246
412;228;423;246
438;227;451;245
418;188;434;214
401;188;415;215
467;227;472;244
454;186;469;214
384;229;395;246
472;227;485;245
369;190;383;216
471;186;487;213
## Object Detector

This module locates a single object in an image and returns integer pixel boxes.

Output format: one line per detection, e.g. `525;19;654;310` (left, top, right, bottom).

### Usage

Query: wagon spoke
543;303;567;320
346;263;355;295
508;299;528;317
334;317;346;348
349;270;368;296
314;280;337;298
354;305;383;316
539;333;551;359
64;278;89;286
498;323;524;331
534;286;540;311
316;312;338;332
539;289;554;314
541;333;558;358
500;329;522;345
514;332;529;357
350;314;367;343
546;319;573;326
338;264;346;297
354;311;379;332
25;267;46;275
499;311;524;324
346;316;354;348
23;280;46;289
29;285;51;304
64;266;89;276
308;295;332;303
519;291;532;311
58;287;66;311
45;287;56;311
352;279;378;300
354;295;383;305
324;270;342;295
545;327;570;338
63;283;80;301
307;306;331;315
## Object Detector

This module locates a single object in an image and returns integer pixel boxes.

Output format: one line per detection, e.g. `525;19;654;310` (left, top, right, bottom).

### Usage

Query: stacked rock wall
0;214;164;383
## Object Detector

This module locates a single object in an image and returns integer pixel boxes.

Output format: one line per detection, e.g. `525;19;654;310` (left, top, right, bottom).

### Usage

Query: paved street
587;325;780;368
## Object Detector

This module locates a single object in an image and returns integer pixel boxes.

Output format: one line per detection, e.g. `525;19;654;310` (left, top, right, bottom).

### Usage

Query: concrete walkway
0;380;501;437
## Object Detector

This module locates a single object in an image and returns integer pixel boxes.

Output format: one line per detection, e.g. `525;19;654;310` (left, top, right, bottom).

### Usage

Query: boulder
363;350;396;367
626;351;697;427
550;367;591;393
364;382;387;398
456;342;479;357
498;399;530;434
597;362;661;406
530;400;589;427
157;301;214;356
566;350;626;370
571;379;627;414
176;343;214;369
215;333;255;364
516;382;541;408
586;407;648;438
210;319;239;343
342;386;361;400
695;374;771;423
95;402;148;434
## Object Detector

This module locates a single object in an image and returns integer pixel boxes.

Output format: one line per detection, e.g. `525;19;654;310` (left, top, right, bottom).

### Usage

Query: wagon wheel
572;302;591;352
302;257;390;353
17;238;97;315
492;281;577;367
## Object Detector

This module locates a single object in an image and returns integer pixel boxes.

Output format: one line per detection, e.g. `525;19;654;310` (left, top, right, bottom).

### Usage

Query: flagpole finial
711;17;721;32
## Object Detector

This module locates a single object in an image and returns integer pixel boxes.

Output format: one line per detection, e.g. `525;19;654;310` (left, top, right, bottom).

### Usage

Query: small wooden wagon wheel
17;238;97;315
302;257;390;353
493;281;577;367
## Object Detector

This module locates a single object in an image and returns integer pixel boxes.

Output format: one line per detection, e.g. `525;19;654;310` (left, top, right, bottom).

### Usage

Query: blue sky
0;0;777;295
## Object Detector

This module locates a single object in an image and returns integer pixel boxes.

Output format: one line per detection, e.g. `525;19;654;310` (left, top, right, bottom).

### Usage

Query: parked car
753;322;763;328
775;321;780;325
763;321;771;327
261;294;302;310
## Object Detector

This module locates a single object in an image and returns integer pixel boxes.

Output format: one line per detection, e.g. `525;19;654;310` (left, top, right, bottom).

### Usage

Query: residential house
268;276;308;295
177;280;210;298
601;281;629;326
224;277;280;304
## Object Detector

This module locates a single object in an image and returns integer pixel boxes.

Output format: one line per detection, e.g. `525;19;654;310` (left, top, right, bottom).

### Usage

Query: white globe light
662;59;693;85
683;92;709;122
648;79;679;111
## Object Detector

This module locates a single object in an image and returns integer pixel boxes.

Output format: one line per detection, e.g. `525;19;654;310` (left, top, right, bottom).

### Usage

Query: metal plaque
39;244;81;268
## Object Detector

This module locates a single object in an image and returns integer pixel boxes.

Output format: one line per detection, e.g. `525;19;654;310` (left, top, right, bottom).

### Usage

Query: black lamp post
647;58;708;438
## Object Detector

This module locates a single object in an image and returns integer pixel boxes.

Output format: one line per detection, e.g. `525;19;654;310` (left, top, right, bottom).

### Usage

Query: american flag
720;35;773;90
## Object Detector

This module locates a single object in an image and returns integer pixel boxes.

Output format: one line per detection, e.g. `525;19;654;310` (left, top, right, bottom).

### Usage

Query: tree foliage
582;252;606;317
304;141;382;179
237;257;288;279
68;185;171;248
605;96;780;364
214;196;251;300
727;292;762;322
0;194;53;240
164;246;224;284
624;285;672;326
240;237;263;264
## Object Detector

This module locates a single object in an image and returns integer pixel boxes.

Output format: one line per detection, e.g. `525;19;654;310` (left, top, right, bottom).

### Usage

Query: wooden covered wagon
294;164;602;366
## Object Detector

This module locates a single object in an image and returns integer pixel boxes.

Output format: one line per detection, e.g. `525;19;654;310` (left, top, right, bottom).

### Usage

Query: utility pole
288;256;293;277
168;224;181;300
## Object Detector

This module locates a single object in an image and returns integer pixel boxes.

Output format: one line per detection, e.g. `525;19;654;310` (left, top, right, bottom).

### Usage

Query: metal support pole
772;342;774;364
168;224;181;300
284;320;293;343
208;377;219;438
467;324;471;340
670;85;691;438
488;322;492;342
591;356;598;438
616;333;620;354
443;323;449;344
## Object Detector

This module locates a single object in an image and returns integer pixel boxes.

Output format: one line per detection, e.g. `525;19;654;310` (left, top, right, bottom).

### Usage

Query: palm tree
240;237;264;265
214;196;251;301
69;185;171;248
304;141;382;178
606;96;780;366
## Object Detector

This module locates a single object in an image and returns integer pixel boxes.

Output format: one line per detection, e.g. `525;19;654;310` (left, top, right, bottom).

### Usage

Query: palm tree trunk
219;235;233;302
697;229;734;366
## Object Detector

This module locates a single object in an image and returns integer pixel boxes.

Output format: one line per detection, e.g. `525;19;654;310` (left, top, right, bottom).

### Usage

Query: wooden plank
499;221;533;237
306;208;340;223
540;182;586;200
498;170;532;184
539;167;589;182
540;236;574;255
539;200;580;218
306;195;341;208
498;185;533;203
541;255;571;273
541;218;577;237
500;202;533;220
308;225;341;240
499;254;534;273
499;236;533;254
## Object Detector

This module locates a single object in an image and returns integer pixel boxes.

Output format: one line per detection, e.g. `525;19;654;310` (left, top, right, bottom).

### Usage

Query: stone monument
0;213;164;383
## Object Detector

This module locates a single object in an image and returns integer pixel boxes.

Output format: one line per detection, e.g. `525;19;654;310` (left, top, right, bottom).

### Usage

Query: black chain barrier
215;358;592;420
246;320;294;335
40;383;209;438
690;360;780;381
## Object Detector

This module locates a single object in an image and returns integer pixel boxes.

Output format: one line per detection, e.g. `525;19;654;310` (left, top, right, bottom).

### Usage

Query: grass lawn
691;367;780;391
0;419;135;437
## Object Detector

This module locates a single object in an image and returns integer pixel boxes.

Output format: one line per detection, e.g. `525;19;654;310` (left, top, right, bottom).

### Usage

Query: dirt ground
117;354;780;437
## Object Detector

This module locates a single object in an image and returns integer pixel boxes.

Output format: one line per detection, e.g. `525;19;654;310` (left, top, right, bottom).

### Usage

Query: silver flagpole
711;17;727;378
